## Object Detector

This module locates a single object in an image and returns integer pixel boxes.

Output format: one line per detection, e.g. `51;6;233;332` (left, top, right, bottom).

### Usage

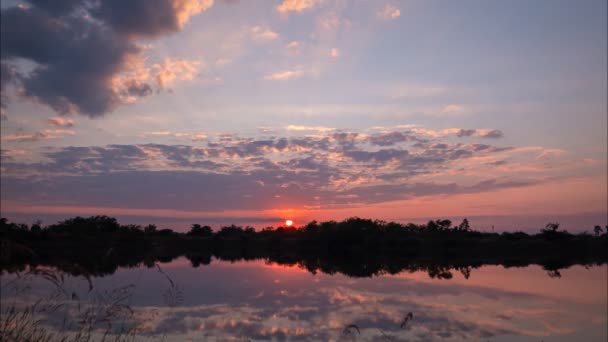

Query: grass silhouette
0;263;180;342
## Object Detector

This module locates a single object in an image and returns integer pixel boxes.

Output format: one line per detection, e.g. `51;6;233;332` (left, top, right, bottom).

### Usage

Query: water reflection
1;259;606;341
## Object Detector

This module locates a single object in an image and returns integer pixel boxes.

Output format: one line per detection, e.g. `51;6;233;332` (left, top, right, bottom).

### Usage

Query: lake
1;258;606;341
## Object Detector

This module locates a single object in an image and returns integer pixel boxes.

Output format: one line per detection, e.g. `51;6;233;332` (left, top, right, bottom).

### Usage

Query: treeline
1;216;607;279
3;215;607;239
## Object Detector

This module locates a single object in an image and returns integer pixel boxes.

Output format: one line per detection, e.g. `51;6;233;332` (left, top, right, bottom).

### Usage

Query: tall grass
1;264;179;342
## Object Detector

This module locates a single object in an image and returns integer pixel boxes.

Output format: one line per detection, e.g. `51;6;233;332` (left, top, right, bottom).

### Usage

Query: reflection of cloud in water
122;262;606;341
3;261;606;341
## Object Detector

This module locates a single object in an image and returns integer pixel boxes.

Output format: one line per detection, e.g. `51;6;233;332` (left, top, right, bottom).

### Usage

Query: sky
0;0;606;231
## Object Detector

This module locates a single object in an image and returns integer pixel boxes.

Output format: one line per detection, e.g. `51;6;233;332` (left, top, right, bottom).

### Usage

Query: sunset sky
1;0;606;231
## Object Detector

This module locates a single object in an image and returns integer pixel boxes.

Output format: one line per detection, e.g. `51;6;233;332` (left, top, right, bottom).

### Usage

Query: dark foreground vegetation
1;216;607;279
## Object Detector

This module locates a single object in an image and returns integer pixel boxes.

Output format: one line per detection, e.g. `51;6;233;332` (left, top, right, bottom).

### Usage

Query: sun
285;220;294;227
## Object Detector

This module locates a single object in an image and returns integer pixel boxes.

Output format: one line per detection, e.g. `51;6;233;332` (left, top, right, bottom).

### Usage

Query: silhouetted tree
144;224;157;234
438;219;452;230
47;216;120;234
157;228;175;236
593;225;603;236
217;224;246;239
188;224;212;237
30;220;42;233
457;218;470;231
542;222;560;233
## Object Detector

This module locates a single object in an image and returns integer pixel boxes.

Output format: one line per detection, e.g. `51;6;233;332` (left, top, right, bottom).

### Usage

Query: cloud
47;116;75;128
0;127;556;212
456;129;476;137
92;0;214;37
487;160;508;166
456;129;505;139
330;47;339;59
144;131;173;136
344;148;409;163
286;41;300;49
378;4;401;20
368;131;425;146
286;125;335;132
441;104;465;115
44;129;75;135
264;69;305;81
536;148;566;160
0;1;213;117
478;129;504;139
1;127;75;142
1;132;51;142
142;131;208;141
250;26;279;42
152;58;202;88
276;0;321;13
409;128;461;138
0;61;18;109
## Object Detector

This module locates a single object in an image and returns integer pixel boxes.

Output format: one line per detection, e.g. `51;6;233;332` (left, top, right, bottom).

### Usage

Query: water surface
2;259;606;341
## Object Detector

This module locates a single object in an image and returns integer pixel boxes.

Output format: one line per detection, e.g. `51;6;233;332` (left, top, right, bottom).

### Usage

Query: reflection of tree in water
3;247;604;282
2;215;606;281
342;324;360;335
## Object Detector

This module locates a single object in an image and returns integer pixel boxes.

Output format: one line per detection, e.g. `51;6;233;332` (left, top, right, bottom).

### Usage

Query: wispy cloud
330;47;340;59
47;116;75;128
441;104;465;115
378;4;401;20
276;0;321;13
1;132;52;142
264;69;305;81
286;125;336;132
142;131;208;140
250;26;279;42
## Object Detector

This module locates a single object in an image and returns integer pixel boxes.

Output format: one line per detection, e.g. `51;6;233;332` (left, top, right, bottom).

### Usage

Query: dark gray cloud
456;129;476;137
456;129;504;139
283;156;329;171
26;0;84;16
479;129;504;139
123;80;153;98
344;149;409;163
368;131;425;146
0;1;209;117
487;160;508;166
1;5;137;115
92;0;198;38
1;61;18;109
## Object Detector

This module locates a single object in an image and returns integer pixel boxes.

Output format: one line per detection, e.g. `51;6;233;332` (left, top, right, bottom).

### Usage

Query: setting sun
285;220;294;227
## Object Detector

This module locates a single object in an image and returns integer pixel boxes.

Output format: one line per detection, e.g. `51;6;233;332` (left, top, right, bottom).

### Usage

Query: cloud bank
0;0;212;117
1;127;560;213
